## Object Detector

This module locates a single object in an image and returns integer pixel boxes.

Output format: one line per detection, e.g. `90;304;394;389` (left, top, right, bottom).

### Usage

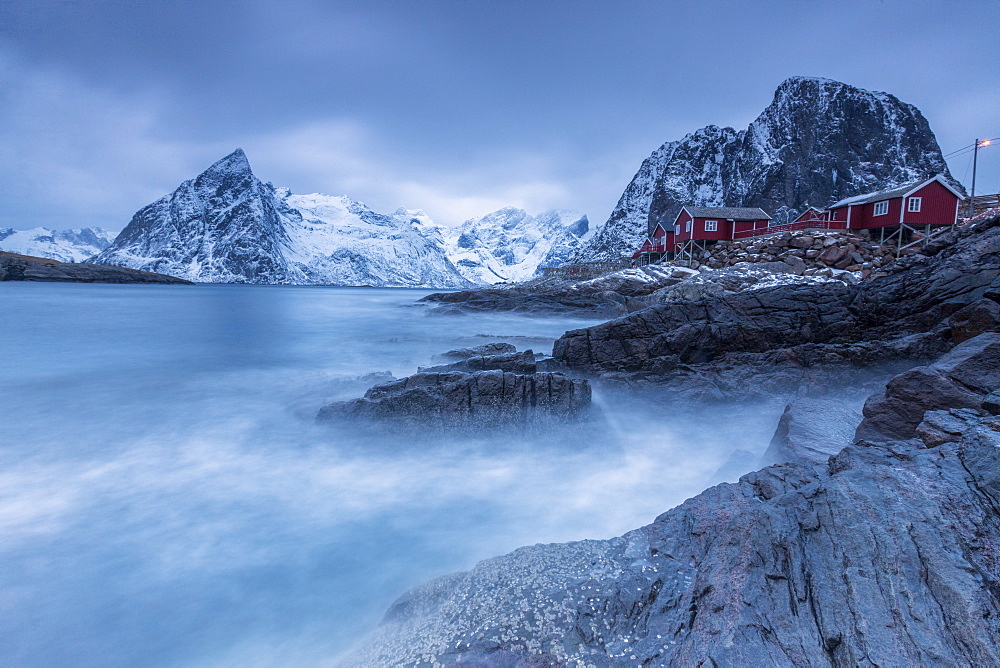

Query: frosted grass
0;283;780;666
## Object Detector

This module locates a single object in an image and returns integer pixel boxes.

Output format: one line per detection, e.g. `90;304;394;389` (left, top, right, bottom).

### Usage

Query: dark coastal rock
760;398;862;466
421;287;631;319
855;333;1000;442
554;281;859;372
948;297;1000;343
421;350;537;375
346;353;1000;667
317;370;591;428
915;408;987;447
553;216;1000;396
431;342;517;362
0;251;191;284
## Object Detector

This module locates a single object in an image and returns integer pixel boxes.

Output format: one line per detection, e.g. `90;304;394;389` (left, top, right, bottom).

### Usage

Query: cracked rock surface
553;215;1000;398
345;335;1000;667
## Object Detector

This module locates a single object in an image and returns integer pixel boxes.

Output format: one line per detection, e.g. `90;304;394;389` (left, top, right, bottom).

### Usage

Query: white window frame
685;220;692;233
704;220;718;232
873;201;889;216
908;197;922;213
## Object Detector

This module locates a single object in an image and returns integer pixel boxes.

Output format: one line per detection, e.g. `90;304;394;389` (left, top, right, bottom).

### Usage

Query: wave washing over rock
0;226;115;263
92;150;473;287
346;344;1000;665
578;77;960;261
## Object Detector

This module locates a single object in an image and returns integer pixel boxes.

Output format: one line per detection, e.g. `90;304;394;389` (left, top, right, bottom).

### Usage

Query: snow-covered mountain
0;227;115;262
92;149;472;287
577;77;961;261
441;207;593;284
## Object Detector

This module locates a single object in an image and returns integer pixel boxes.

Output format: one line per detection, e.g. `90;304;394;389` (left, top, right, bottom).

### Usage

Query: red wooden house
793;206;827;224
664;207;771;263
825;174;962;241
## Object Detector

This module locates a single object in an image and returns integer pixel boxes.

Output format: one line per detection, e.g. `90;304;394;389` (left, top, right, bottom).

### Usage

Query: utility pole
969;138;993;219
970;138;980;220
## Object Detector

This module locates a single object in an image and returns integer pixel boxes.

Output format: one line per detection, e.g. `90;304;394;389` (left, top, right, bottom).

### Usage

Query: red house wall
733;219;770;235
851;197;903;229
901;181;959;226
690;217;733;241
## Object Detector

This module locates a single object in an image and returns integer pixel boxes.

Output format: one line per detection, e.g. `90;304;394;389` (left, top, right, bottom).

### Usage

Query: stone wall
680;229;918;278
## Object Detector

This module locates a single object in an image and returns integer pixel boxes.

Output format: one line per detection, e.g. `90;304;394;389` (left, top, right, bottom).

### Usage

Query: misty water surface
2;283;782;666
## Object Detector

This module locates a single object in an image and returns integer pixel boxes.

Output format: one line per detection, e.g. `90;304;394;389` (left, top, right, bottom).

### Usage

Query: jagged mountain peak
575;77;957;261
204;147;251;175
92;150;471;287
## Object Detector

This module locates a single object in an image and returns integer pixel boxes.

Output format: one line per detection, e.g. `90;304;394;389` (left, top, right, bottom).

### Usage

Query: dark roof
829;175;962;208
684;206;772;220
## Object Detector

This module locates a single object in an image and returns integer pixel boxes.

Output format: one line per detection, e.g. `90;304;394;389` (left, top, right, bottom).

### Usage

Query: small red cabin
668;206;772;251
794;206;826;224
826;174;962;231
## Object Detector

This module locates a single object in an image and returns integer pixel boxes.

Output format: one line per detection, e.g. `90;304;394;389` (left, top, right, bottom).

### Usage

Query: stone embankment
683;228;920;278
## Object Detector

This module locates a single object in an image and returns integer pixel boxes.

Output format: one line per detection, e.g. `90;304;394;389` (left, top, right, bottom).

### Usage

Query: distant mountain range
575;76;961;261
81;149;591;287
439;208;592;284
5;77;961;281
0;227;115;263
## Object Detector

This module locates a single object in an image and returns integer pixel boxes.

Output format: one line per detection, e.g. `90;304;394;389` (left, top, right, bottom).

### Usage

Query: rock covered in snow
578;77;960;261
442;207;594;284
0;227;115;263
92;149;472;287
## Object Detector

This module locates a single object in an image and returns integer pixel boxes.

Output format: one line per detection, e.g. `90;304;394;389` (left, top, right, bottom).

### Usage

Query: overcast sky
1;0;998;233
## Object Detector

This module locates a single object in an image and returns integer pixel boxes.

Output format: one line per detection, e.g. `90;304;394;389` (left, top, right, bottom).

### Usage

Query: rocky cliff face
92;150;472;287
578;77;959;261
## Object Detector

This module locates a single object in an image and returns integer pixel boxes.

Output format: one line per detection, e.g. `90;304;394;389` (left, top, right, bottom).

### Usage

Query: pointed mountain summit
93;150;472;287
577;77;960;261
94;148;290;282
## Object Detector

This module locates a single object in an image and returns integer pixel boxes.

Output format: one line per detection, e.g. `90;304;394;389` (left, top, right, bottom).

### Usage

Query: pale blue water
1;283;779;666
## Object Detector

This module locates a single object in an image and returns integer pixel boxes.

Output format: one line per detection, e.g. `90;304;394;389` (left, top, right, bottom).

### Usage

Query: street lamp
970;138;993;219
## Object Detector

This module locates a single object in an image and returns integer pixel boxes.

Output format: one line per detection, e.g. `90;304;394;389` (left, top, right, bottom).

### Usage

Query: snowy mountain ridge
92;150;474;287
577;76;960;261
442;207;593;284
0;227;115;263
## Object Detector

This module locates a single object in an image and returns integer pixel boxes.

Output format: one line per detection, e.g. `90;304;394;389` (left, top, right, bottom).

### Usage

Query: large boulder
948;298;1000;343
421;350;537;375
855;333;1000;442
554;281;858;372
431;342;517;362
761;398;862;466
317;370;591;428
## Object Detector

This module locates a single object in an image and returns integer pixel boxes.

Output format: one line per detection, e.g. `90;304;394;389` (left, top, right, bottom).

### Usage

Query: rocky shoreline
0;251;192;284
333;213;1000;666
